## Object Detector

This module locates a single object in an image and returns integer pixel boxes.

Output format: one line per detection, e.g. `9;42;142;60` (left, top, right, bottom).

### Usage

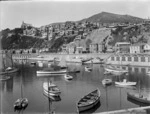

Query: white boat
64;74;73;80
102;79;112;85
77;88;101;112
36;69;67;74
104;65;128;75
83;58;103;64
85;66;92;72
115;79;136;86
146;71;150;75
43;82;61;96
0;67;19;75
66;57;83;63
127;92;150;104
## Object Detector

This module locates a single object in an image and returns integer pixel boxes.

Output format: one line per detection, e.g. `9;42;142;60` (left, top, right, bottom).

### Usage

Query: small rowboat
43;82;61;96
104;65;128;75
64;74;73;80
0;76;10;81
30;62;36;65
14;98;28;110
115;79;136;86
77;88;101;112
21;98;28;109
36;69;67;74
43;92;61;102
0;68;19;75
102;79;112;85
127;92;150;104
85;66;92;72
14;98;22;109
81;58;93;63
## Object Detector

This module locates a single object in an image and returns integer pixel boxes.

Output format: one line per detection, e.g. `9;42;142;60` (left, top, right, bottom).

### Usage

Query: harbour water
1;59;150;114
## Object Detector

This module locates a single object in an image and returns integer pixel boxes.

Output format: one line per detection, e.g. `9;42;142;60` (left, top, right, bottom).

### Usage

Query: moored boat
30;62;36;65
115;79;136;86
104;65;128;74
43;82;61;96
21;98;28;109
0;75;10;81
85;66;92;72
64;74;73;80
102;79;112;85
43;92;61;102
127;92;150;104
14;98;22;109
0;67;19;75
77;88;101;112
83;58;103;64
36;69;67;74
81;58;93;63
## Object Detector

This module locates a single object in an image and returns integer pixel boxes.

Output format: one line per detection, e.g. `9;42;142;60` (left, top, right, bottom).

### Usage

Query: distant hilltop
79;11;144;23
1;11;150;53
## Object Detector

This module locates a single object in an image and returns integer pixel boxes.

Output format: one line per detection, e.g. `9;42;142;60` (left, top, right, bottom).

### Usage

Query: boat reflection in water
43;89;61;114
79;101;101;114
127;97;149;107
43;92;61;102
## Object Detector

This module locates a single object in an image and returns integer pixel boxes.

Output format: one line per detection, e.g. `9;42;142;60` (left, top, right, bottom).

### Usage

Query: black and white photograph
0;0;150;114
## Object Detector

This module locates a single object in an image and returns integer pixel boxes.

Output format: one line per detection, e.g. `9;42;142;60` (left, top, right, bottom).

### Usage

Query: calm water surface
1;59;150;114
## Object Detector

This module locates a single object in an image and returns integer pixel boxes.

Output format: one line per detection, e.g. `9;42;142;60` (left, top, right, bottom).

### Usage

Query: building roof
130;43;146;46
115;42;130;45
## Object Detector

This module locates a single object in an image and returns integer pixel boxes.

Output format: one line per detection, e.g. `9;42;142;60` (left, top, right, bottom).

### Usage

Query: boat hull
77;89;101;112
36;69;67;74
102;79;112;85
44;89;60;96
43;82;61;96
78;97;100;112
0;68;19;75
64;74;73;80
115;82;136;86
127;92;150;104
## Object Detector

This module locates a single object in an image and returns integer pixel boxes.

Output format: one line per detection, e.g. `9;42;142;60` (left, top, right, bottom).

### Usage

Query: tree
86;39;92;48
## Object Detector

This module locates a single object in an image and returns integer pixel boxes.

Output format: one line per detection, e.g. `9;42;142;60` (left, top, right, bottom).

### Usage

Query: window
122;56;125;61
134;56;138;62
116;56;120;61
141;57;145;62
111;56;114;61
128;57;132;61
148;57;150;62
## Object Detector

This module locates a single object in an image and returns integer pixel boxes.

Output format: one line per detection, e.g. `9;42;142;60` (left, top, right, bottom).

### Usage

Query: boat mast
21;60;23;98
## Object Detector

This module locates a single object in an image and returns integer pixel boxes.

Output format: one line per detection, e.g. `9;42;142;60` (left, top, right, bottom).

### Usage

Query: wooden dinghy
77;88;101;112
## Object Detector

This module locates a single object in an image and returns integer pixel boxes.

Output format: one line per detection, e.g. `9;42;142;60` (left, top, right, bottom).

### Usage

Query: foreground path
99;106;150;114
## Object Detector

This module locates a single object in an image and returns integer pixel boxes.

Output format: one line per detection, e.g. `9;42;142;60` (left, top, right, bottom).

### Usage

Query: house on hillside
130;43;145;54
115;42;130;53
67;42;76;54
143;43;150;53
89;43;98;53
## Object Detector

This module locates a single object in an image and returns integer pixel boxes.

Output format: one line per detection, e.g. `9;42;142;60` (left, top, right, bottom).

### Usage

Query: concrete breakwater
12;53;112;61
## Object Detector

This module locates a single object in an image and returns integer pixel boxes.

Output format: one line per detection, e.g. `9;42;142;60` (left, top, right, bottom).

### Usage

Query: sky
0;0;150;30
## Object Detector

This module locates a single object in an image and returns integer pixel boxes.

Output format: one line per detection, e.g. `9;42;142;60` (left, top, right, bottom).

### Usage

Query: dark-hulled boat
77;88;101;112
127;92;150;104
21;98;28;109
81;58;93;63
14;98;22;109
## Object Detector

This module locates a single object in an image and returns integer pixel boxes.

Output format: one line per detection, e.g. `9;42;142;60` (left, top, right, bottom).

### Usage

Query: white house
130;43;145;54
144;43;150;52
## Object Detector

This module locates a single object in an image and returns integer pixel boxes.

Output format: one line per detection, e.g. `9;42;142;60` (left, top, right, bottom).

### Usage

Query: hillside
86;28;111;44
80;12;144;23
1;11;149;51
